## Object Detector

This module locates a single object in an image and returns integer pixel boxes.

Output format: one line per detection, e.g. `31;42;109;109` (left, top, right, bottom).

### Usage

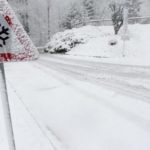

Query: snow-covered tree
9;0;30;33
125;0;142;23
62;3;82;29
109;1;124;35
82;0;95;20
7;0;148;46
125;0;142;18
9;0;49;45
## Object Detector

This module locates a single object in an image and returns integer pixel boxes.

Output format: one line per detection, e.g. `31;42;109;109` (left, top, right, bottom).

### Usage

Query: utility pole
47;0;51;41
24;0;30;34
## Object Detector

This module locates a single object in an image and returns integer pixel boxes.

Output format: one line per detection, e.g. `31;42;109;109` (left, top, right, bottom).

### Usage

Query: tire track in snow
32;61;150;133
36;57;150;104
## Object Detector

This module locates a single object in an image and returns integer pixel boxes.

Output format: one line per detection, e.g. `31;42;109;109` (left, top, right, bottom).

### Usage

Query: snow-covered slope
46;24;150;58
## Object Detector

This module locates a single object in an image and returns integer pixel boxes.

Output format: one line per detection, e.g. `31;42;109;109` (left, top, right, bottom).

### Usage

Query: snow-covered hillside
46;24;150;58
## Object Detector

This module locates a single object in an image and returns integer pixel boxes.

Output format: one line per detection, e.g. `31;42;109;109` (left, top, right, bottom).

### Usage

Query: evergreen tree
83;0;95;20
125;0;142;18
62;3;82;29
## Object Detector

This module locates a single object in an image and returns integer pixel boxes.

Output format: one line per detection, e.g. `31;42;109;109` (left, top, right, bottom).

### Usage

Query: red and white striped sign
0;0;39;62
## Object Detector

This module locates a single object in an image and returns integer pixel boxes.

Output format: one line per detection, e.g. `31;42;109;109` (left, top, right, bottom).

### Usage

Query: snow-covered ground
46;24;150;59
1;22;150;150
1;54;150;150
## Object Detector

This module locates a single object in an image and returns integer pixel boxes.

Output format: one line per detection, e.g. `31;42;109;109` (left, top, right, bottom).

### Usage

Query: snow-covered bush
46;32;84;53
45;26;100;53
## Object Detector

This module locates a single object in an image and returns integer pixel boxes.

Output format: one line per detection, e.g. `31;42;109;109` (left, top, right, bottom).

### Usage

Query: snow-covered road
39;54;150;102
1;54;150;150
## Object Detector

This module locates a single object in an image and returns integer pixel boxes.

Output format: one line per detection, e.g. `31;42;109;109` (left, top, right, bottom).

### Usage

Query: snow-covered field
1;54;150;150
46;24;150;59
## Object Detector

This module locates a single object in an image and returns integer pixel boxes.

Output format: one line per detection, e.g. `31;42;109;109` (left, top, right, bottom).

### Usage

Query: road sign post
0;0;39;150
0;62;16;150
122;7;129;57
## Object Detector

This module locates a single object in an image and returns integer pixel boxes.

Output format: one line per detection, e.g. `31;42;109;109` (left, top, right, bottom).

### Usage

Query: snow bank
46;24;150;58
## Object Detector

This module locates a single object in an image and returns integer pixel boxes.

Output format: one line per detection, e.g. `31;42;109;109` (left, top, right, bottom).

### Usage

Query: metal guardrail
128;16;150;20
74;16;150;28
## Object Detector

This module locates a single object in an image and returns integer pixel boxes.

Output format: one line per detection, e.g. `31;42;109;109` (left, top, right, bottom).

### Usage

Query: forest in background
7;0;150;46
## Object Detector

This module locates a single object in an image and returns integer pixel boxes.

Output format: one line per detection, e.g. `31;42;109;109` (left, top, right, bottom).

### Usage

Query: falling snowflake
0;24;10;47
